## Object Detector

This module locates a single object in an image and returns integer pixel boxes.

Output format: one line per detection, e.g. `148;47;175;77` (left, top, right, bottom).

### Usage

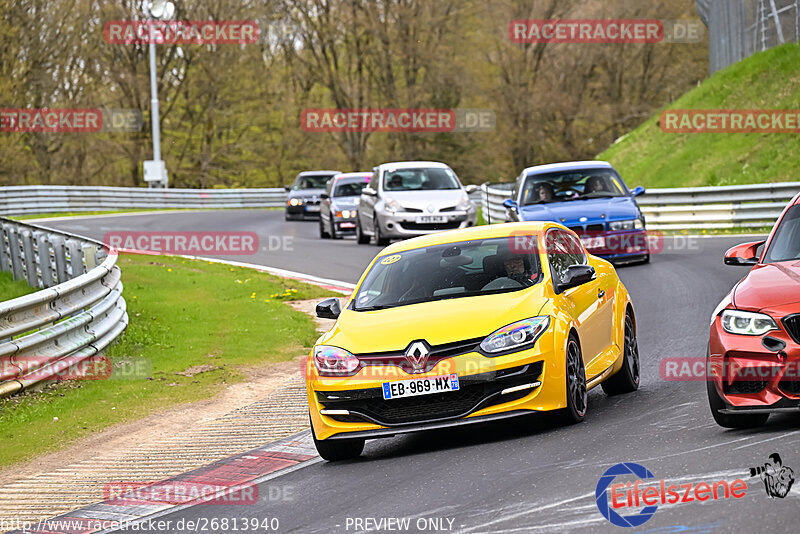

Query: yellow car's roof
380;221;565;254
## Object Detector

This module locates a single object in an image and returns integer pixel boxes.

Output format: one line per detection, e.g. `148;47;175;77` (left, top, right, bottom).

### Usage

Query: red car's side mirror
724;241;765;266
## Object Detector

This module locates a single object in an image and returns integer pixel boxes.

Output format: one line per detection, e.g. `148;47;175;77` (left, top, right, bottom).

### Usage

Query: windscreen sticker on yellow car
381;254;402;265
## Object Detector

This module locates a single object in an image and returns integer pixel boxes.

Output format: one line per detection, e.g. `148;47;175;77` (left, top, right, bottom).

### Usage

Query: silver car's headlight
384;198;401;214
457;194;472;211
335;209;355;219
480;316;550;354
720;310;778;336
609;218;643;231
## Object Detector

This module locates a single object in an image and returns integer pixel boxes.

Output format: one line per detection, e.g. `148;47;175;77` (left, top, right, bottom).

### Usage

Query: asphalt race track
46;210;798;533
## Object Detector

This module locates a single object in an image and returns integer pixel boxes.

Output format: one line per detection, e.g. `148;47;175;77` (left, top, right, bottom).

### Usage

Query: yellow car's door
546;229;614;377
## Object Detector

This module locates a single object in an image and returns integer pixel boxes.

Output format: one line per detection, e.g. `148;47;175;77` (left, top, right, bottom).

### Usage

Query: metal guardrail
2;182;798;231
480;181;800;230
0;185;287;216
0;218;128;398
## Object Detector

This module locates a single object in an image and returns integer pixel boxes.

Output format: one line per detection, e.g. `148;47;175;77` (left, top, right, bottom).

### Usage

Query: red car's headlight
313;345;360;376
720;310;779;336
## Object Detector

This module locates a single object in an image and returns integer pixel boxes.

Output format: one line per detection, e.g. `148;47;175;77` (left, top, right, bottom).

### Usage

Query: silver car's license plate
417;216;446;224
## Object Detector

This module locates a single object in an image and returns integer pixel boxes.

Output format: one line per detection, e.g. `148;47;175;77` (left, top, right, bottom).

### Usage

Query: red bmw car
708;192;800;427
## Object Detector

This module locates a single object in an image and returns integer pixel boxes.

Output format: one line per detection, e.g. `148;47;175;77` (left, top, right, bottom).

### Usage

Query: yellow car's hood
321;285;550;353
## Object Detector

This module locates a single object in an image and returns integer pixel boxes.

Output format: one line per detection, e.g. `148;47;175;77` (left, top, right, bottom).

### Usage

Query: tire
310;416;364;461
602;311;640;396
640;254;650;264
374;218;390;246
559;334;587;424
319;217;330;239
706;358;769;428
330;216;340;239
356;217;370;244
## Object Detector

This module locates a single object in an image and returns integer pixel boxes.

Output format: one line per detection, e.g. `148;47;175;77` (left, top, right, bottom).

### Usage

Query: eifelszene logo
595;462;748;527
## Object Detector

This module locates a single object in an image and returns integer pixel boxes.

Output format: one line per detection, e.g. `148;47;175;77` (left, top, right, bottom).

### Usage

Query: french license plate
305;205;320;212
417;215;446;224
382;374;459;400
581;236;605;250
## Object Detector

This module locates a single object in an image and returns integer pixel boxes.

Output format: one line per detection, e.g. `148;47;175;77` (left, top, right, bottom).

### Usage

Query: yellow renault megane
307;222;639;460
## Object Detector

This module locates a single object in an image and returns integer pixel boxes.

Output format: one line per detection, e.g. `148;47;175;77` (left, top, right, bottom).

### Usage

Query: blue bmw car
503;161;649;264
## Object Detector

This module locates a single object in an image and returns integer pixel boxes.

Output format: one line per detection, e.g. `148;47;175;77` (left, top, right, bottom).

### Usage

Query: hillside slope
598;42;800;188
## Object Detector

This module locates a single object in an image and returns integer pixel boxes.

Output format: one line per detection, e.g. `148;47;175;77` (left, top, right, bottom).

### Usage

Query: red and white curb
8;432;319;534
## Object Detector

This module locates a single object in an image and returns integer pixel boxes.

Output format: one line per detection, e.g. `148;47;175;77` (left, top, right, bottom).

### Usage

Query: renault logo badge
405;341;430;373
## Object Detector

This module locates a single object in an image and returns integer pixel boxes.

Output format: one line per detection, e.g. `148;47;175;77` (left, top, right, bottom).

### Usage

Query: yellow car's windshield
354;237;542;311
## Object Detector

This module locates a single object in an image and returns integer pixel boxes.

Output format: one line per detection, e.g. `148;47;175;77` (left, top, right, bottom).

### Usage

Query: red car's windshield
764;205;800;263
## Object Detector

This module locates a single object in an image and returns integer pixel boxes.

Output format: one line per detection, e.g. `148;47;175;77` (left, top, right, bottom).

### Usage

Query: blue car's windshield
522;169;627;206
353;237;542;311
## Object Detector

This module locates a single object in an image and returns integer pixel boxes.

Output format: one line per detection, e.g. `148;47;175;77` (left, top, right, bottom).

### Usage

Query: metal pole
149;41;161;162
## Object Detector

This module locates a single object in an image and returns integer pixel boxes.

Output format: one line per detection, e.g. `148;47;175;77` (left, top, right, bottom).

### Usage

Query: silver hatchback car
356;161;478;245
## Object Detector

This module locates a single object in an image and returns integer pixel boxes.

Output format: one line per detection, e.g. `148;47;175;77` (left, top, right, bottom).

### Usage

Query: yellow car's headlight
313;345;360;376
480;316;550;355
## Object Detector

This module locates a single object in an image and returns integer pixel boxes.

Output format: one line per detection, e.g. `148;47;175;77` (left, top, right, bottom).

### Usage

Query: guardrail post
51;235;68;284
83;245;97;270
20;229;39;287
7;227;25;281
36;232;55;288
66;239;85;277
0;225;9;272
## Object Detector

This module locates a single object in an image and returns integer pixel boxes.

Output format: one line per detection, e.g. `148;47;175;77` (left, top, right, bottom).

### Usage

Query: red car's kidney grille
782;314;800;344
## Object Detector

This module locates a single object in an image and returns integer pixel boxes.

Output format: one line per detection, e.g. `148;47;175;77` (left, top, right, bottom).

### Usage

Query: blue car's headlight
480;316;550;354
609;218;643;231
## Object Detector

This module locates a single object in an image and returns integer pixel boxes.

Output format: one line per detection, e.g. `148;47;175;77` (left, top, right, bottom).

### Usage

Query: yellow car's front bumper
307;335;568;441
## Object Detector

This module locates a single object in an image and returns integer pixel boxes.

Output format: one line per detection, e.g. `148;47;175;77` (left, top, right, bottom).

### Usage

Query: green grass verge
0;254;335;468
0;271;37;301
599;42;800;188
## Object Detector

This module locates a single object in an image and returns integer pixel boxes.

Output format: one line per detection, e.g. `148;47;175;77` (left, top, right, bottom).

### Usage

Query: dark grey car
285;171;340;220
